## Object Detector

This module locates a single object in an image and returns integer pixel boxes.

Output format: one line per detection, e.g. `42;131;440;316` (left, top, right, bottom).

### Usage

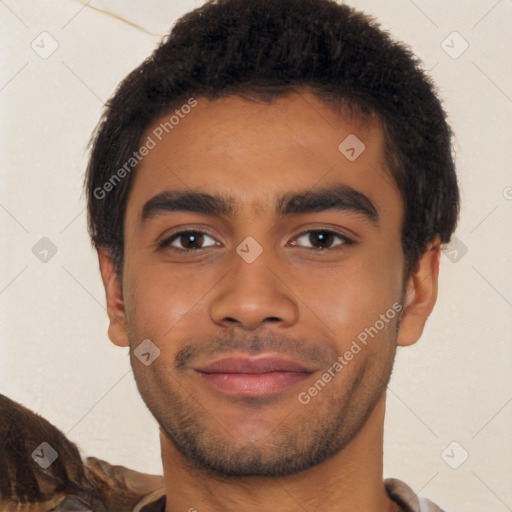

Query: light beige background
1;1;511;511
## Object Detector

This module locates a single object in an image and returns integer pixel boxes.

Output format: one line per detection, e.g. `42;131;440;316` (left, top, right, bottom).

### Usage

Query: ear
396;236;441;347
97;248;129;348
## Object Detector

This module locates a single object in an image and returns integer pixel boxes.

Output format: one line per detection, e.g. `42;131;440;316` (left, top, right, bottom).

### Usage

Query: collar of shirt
132;478;447;512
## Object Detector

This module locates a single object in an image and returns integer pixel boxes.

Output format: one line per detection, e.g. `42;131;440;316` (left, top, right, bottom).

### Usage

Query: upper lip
194;355;315;374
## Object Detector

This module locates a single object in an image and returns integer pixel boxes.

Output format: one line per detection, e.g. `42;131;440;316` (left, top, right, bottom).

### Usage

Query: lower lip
196;371;312;396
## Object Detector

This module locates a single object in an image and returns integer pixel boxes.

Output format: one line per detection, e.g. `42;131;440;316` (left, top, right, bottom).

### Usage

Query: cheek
123;259;220;358
295;255;403;344
123;263;194;340
304;273;380;336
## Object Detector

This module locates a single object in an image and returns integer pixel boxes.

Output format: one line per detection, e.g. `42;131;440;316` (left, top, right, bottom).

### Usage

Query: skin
98;91;441;512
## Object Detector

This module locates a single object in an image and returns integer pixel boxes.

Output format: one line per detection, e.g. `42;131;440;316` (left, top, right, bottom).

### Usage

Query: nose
209;248;299;331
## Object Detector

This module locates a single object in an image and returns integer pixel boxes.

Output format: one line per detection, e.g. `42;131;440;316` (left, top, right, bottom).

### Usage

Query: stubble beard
129;323;399;479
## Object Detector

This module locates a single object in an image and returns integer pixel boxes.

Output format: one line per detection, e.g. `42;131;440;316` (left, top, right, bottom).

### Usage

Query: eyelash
157;229;354;252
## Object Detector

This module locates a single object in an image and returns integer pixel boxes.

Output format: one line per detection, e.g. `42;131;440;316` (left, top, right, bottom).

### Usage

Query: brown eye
292;230;352;250
159;231;217;251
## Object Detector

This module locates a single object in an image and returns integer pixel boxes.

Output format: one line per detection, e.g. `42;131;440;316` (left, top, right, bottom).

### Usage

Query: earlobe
396;237;441;347
97;248;130;348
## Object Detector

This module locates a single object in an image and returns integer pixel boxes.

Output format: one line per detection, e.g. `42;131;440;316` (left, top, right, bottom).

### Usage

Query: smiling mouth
193;355;315;397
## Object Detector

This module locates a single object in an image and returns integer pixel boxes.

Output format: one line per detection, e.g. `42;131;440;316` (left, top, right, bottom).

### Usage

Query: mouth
193;355;315;397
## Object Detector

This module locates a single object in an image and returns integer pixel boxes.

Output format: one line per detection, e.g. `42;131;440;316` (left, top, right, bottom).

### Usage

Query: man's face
118;91;406;477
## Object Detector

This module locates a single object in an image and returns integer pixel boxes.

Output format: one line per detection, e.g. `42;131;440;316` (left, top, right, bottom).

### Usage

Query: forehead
125;91;401;224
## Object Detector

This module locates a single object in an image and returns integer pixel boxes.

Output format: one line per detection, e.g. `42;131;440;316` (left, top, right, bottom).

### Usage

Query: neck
161;395;397;512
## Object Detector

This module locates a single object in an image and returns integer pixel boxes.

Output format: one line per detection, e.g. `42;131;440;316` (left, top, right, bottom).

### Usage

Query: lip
194;355;314;374
193;355;315;397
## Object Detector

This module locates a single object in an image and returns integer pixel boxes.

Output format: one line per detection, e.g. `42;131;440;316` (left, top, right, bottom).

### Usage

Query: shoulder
0;393;163;511
132;488;166;512
385;477;447;512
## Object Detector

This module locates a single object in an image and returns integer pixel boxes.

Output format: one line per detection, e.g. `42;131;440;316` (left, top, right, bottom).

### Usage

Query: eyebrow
141;184;379;226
